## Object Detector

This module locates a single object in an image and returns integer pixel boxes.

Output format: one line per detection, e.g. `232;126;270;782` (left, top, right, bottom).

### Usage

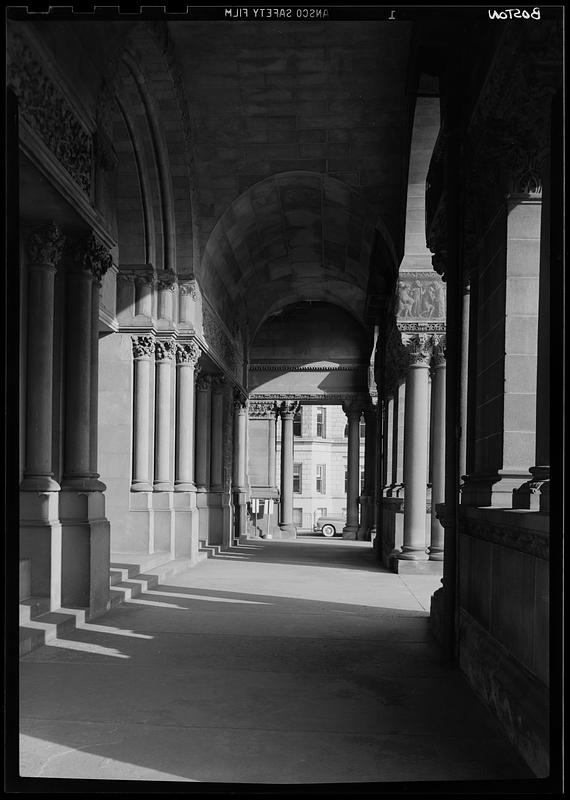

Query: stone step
19;609;82;657
198;540;223;558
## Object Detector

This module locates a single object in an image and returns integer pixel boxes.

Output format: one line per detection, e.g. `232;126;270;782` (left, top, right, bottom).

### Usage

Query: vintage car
313;515;346;537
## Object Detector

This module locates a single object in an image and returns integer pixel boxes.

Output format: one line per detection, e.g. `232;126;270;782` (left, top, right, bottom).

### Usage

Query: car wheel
322;524;335;538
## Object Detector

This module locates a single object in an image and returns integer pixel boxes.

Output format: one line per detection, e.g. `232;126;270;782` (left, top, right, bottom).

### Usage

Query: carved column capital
156;270;176;292
342;401;363;421
233;388;248;411
178;275;199;299
155;339;176;361
431;334;447;368
401;333;434;368
26;222;66;267
131;335;155;360
68;232;114;284
211;373;226;392
279;400;300;420
196;373;212;392
176;340;201;366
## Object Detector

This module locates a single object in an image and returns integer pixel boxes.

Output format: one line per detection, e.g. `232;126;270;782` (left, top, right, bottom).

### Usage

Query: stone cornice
251;392;371;405
249;362;367;372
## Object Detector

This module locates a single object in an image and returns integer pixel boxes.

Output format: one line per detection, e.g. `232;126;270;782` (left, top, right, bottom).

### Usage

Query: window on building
316;464;326;494
316;407;326;438
317;507;328;518
293;508;303;526
293;408;302;437
293;463;302;493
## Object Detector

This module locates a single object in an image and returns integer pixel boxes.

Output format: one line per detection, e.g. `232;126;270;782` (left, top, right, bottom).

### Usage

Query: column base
131;481;154;493
61;476;107;492
278;523;297;539
392;557;443;575
342;525;358;540
153;481;174;492
427;549;444;561
20;475;61;492
512;467;550;513
174;481;197;492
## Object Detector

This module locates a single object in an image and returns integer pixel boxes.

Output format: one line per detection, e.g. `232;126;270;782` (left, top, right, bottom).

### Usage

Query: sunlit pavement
19;537;533;786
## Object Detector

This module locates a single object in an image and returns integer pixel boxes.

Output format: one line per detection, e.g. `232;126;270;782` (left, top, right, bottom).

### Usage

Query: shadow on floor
15;574;537;789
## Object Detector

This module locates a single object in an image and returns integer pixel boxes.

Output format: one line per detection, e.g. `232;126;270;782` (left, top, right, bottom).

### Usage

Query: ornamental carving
68;232;113;284
401;333;434;367
117;269;155;287
461;516;549;561
155;340;176;361
202;301;241;379
8;32;93;195
131;335;155;359
233;388;248;411
26;221;66;266
176;341;201;366
248;401;278;419
179;278;199;299
431;334;447;367
396;273;446;321
279;400;301;419
195;374;212;392
211;374;226;392
156;271;176;292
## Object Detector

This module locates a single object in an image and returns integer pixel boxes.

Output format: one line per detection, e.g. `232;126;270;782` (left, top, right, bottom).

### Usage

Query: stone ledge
459;507;549;560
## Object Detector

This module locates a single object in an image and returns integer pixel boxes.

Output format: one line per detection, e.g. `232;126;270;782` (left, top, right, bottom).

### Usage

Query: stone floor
17;537;536;789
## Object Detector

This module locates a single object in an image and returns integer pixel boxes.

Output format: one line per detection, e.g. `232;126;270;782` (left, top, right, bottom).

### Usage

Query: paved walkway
18;537;534;787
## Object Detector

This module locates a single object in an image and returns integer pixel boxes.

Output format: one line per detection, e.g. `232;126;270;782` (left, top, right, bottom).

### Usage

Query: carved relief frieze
201;300;242;380
8;31;93;195
176;340;201;366
461;516;549;561
26;221;66;266
396;272;446;322
250;362;366;372
248;400;278;419
131;335;155;360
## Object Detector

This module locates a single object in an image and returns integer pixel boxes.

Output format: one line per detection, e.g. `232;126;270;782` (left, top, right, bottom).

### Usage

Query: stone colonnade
20;223;113;615
380;330;446;573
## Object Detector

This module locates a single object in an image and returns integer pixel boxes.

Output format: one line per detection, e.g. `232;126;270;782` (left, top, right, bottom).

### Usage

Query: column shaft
131;337;154;491
210;377;225;490
175;342;200;490
268;414;277;489
399;340;431;560
22;258;60;490
429;346;446;560
233;400;247;490
278;402;298;535
195;375;212;491
154;340;175;490
343;406;361;537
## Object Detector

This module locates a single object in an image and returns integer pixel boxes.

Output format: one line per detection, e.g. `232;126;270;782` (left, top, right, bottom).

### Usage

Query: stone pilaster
428;336;446;561
153;339;176;491
174;340;201;491
131;335;155;492
21;222;65;492
278;400;299;538
357;404;377;541
232;391;248;539
156;271;176;325
343;402;362;539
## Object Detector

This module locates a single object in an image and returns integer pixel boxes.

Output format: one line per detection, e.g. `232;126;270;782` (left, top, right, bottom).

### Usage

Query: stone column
358;404;377;540
233;392;248;491
397;334;432;563
153;339;175;491
268;407;277;491
62;234;111;491
343;403;362;539
131;336;155;492
279;400;299;537
428;336;446;561
21;222;65;491
194;373;212;491
233;392;248;539
210;374;226;491
382;393;395;495
175;341;201;491
458;277;471;482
